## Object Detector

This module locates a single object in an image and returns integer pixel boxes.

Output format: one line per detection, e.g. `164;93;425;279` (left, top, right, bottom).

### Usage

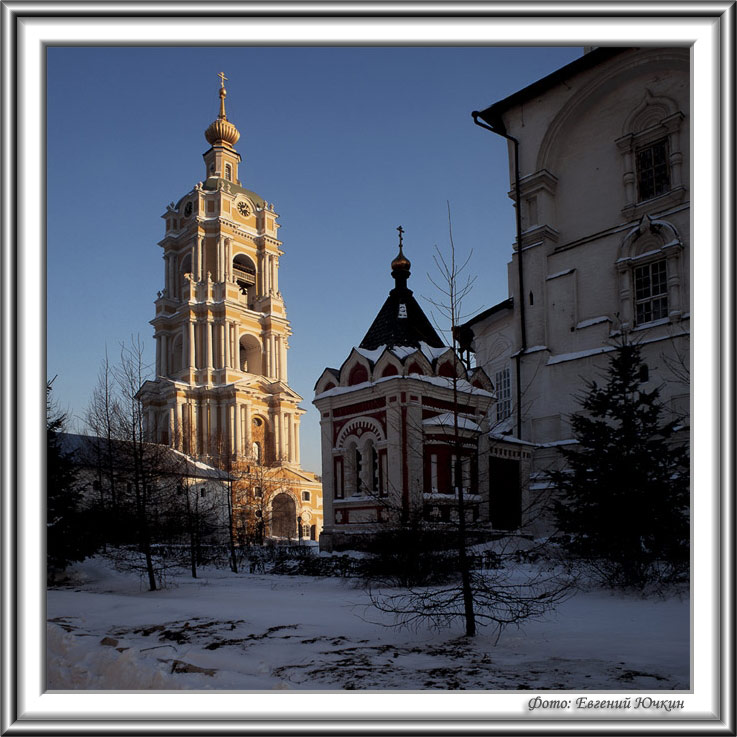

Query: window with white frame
617;215;684;331
634;259;668;325
636;138;670;202
495;368;512;422
615;89;686;218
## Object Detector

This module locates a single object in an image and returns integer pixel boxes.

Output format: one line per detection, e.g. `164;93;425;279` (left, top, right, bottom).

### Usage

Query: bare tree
362;209;573;640
424;206;479;636
231;455;287;547
173;468;222;579
84;349;123;527
113;336;161;591
207;435;240;573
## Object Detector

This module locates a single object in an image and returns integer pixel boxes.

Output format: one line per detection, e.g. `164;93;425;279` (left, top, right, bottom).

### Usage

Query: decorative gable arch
402;350;433;377
622;89;678;134
336;417;385;449
433;348;465;379
618;214;682;262
314;368;339;395
373;348;402;379
339;348;374;386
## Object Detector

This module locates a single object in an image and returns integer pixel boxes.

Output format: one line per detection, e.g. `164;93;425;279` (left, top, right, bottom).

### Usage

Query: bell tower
138;74;306;471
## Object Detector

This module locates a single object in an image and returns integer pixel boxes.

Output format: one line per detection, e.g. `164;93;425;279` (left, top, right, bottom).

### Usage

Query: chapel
313;230;530;551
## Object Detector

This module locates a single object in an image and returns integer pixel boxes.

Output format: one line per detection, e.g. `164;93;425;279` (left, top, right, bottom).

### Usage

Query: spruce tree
47;381;100;581
548;342;689;589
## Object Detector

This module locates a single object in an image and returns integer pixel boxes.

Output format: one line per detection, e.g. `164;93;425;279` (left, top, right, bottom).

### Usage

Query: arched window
371;445;379;493
225;164;232;181
348;363;369;386
616;90;686;218
354;447;362;493
437;361;456;378
344;441;361;495
617;215;684;330
239;334;262;375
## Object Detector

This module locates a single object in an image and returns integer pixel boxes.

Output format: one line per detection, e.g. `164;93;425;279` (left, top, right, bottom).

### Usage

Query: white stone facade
465;48;690;516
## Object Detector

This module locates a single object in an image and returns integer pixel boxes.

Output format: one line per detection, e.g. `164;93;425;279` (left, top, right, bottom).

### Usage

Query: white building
461;47;690;525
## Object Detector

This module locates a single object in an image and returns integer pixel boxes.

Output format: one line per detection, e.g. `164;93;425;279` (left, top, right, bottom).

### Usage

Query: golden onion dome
204;81;240;147
391;246;411;273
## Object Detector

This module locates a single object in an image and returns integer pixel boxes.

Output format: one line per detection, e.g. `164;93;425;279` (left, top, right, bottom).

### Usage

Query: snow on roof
354;345;386;363
536;438;579;447
488;431;536;446
353;342;451;365
575;315;610;330
546;345;614;366
59;433;230;480
423;412;482;432
168;448;230;477
314;373;495;400
388;345;415;360
546;268;575;281
418;342;452;361
423;492;484;503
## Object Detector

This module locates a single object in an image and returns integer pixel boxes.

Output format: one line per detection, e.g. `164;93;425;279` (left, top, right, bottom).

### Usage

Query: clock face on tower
237;201;250;217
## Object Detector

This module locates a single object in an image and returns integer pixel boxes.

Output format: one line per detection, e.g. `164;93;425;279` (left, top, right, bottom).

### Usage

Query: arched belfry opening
233;254;257;306
239;334;262;375
170;334;183;375
180;253;192;299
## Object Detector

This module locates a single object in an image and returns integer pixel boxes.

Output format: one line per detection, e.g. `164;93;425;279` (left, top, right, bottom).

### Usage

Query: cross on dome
204;72;240;147
391;225;411;282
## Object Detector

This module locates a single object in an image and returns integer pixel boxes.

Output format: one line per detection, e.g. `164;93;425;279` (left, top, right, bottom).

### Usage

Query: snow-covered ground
47;557;689;690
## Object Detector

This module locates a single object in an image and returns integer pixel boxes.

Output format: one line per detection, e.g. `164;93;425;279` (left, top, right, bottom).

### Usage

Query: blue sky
47;46;580;472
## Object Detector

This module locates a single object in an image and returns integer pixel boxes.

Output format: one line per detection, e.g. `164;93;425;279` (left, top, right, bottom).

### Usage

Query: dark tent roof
359;244;444;351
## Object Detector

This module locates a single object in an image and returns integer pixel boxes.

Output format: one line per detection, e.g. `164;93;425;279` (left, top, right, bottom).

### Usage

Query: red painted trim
333;398;386;418
422;396;475;413
401;405;409;511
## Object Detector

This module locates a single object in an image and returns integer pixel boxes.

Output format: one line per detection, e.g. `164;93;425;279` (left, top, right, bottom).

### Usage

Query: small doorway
489;457;521;530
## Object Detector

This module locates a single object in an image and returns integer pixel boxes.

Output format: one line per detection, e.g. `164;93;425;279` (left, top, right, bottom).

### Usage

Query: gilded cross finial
397;225;404;248
217;72;229;119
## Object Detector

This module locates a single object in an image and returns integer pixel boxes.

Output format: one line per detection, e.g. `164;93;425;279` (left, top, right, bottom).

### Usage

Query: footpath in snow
47;557;689;691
